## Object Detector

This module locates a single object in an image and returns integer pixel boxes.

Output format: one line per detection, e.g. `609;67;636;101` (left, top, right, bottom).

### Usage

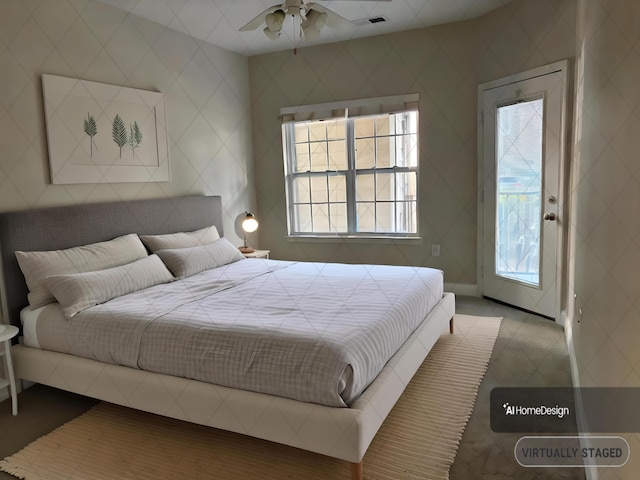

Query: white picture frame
42;74;170;184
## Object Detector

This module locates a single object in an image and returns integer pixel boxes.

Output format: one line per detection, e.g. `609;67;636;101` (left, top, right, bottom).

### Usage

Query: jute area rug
1;314;501;480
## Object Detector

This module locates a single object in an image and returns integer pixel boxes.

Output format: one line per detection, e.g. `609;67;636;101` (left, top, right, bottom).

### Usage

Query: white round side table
0;324;19;416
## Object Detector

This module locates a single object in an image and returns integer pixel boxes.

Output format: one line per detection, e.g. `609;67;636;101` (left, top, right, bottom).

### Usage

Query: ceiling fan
239;0;390;44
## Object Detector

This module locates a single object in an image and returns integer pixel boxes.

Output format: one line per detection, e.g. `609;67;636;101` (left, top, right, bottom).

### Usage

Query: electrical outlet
431;244;440;257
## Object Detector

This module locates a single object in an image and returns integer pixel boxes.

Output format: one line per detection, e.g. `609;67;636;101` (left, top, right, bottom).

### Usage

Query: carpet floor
0;314;501;480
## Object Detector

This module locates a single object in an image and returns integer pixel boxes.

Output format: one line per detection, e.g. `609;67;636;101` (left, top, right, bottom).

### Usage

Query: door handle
543;213;556;221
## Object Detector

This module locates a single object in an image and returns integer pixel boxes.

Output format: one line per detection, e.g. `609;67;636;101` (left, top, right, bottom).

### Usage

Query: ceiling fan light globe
316;11;329;30
263;26;280;40
265;9;285;31
303;9;328;30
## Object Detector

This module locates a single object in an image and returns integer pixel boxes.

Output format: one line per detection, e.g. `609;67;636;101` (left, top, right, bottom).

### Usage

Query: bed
0;195;455;480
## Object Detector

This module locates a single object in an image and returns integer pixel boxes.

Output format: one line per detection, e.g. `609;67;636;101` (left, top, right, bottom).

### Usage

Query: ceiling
95;0;512;56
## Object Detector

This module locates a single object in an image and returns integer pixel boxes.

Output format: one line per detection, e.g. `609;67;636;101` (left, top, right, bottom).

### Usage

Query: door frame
477;60;571;323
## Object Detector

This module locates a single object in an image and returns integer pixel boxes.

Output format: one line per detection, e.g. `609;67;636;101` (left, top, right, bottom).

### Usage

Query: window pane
294;204;312;232
310;142;327;171
355;138;375;169
309;122;326;142
397;111;418;134
375;137;394;168
328;140;347;170
376;202;394;232
310;175;328;203
294;144;310;172
294;123;309;143
400;134;418;167
328;175;346;202
376;173;394;201
293;177;310;203
327;119;345;140
395;201;416;233
375;116;390;136
396;171;417;200
354;117;374;138
330;203;347;232
313;204;330;232
357;202;375;231
356;173;375;201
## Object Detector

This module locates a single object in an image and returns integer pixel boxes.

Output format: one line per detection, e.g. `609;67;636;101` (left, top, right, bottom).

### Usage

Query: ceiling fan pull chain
293;12;298;55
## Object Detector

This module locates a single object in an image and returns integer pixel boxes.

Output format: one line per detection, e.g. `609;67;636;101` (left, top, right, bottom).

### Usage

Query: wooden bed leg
449;317;454;334
350;461;363;480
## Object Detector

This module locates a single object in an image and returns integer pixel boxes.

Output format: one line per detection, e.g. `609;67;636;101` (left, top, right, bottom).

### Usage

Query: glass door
480;64;567;319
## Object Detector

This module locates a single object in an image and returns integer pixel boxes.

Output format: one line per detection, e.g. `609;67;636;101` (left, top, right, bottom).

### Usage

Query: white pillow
45;254;174;319
140;225;220;253
16;233;148;309
155;237;245;279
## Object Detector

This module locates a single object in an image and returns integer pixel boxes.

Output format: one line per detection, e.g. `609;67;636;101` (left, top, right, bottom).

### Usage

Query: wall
570;0;640;478
249;0;576;288
0;0;255;243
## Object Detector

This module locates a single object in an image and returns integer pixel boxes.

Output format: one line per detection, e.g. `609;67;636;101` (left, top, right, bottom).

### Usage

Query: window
282;101;418;237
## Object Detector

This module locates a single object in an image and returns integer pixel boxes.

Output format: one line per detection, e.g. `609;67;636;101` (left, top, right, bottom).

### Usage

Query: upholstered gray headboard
0;195;223;332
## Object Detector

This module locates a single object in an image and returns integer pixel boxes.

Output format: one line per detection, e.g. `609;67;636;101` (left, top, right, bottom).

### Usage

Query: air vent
351;16;388;26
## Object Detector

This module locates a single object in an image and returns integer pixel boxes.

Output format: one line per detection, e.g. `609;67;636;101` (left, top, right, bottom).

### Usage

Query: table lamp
239;211;258;253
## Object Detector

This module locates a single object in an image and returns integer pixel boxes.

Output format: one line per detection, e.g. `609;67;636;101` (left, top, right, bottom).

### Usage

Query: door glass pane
495;99;543;287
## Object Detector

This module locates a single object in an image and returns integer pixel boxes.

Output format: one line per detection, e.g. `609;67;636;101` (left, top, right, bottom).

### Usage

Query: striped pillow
45;254;174;318
140;225;220;252
155;237;245;279
16;234;149;309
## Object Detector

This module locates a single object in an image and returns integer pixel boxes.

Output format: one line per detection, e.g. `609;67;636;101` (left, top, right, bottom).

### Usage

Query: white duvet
27;259;444;407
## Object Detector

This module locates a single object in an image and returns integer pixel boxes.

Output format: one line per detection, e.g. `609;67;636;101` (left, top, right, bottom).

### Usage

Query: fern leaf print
128;121;143;158
112;114;127;159
83;113;98;157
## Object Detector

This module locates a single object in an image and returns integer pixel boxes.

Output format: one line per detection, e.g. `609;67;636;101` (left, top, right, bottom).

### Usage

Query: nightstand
0;324;18;416
242;249;270;259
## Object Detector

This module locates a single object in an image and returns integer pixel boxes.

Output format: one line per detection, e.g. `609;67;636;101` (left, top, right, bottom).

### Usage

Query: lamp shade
241;212;259;233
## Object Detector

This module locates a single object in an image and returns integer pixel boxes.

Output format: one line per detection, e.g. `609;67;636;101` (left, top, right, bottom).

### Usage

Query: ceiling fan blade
239;5;283;32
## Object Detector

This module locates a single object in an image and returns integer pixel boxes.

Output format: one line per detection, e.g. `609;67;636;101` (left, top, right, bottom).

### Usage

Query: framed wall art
42;74;170;184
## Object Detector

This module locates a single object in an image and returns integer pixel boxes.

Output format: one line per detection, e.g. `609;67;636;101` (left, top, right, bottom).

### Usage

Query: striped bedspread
34;259;444;407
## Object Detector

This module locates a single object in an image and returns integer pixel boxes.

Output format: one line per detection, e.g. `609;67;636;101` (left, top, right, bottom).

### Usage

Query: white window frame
281;94;420;239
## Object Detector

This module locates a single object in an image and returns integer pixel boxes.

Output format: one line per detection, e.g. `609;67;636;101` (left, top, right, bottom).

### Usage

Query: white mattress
20;303;67;349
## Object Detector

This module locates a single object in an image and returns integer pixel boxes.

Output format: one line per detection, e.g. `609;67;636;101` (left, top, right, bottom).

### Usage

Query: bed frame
0;195;455;480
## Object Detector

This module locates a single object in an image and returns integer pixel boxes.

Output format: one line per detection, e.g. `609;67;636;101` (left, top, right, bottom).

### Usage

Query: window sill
285;235;423;245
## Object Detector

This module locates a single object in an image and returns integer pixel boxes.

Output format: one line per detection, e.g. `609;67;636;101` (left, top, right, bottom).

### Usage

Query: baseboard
444;283;480;297
565;315;597;480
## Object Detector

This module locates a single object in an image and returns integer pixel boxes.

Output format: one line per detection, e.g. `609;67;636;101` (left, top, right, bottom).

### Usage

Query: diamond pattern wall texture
1;0;639;478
